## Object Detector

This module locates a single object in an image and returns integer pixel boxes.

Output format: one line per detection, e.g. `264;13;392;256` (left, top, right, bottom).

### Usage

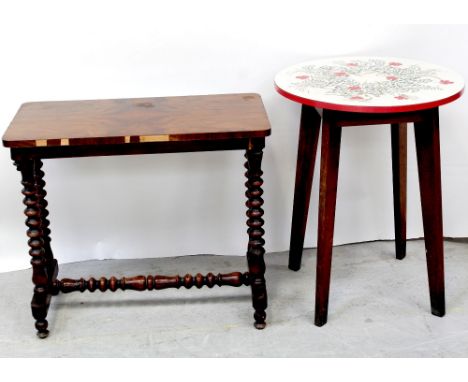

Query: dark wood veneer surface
3;93;270;148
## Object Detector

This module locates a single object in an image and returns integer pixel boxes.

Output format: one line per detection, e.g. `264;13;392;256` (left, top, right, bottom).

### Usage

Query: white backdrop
0;2;467;272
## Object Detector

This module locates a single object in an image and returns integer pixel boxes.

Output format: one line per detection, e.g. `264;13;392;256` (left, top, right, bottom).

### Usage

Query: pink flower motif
348;85;361;91
386;75;398;81
440;79;454;85
334;71;348;77
395;95;409;100
346;63;358;67
350;96;364;100
296;75;309;80
389;62;402;66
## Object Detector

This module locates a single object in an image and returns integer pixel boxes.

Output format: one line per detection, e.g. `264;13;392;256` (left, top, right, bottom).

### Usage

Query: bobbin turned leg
391;123;407;260
315;112;342;327
414;108;445;317
34;159;59;282
15;157;56;338
289;105;321;271
245;138;267;329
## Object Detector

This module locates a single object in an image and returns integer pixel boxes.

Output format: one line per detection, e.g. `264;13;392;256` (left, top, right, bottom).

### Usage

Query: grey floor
1;240;468;357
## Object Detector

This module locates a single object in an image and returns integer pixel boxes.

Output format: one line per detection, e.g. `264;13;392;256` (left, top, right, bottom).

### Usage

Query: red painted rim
274;82;464;113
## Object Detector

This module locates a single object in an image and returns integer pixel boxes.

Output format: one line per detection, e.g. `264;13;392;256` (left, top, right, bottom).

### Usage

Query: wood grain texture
3;94;271;148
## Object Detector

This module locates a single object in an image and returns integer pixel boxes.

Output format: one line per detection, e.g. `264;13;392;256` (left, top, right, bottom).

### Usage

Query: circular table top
275;57;464;113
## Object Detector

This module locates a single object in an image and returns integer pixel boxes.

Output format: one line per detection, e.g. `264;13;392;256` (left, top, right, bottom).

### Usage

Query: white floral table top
275;57;464;113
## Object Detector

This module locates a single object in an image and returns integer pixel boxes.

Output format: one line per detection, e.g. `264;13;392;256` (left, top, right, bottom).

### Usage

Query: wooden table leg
289;105;321;271
414;107;445;317
245;138;267;329
34;159;59;284
315;113;342;327
15;157;58;338
391;123;407;260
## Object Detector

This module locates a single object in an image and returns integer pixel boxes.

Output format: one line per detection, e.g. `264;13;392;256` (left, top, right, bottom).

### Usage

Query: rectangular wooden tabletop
2;93;271;148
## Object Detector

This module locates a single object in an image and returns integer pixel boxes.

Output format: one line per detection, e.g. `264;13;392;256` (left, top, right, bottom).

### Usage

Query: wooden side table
275;57;464;326
2;93;271;338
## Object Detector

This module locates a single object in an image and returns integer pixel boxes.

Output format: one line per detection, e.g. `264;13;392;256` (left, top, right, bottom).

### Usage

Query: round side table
275;57;464;326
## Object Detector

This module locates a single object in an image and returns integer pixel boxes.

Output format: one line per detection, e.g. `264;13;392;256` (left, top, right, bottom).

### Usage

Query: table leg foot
431;307;445;317
254;314;266;330
314;314;327;327
35;320;49;339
